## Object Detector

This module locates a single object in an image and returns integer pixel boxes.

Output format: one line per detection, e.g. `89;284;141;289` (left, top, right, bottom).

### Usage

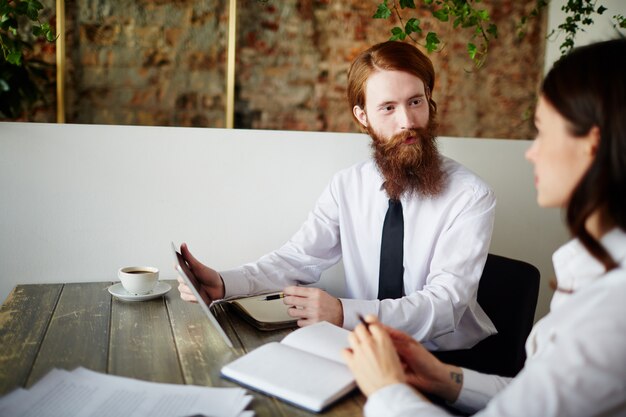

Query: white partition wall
0;122;567;321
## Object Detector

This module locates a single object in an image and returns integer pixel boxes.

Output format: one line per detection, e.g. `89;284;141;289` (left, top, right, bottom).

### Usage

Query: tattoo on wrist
450;371;463;385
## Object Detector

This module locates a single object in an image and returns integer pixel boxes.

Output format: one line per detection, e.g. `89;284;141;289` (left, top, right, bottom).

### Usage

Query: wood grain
0;281;366;415
108;285;183;384
26;282;112;387
0;284;62;395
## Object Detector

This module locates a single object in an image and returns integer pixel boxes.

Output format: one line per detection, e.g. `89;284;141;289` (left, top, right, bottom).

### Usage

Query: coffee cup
118;266;159;295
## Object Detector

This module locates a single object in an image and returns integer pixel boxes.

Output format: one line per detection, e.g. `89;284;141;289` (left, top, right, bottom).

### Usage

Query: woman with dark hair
342;38;626;417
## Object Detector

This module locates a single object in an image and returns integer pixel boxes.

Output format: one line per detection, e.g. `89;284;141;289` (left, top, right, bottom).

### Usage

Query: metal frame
56;0;65;123
55;1;238;128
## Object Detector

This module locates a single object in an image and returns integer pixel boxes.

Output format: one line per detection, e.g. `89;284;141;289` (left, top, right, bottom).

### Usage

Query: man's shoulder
327;159;383;196
332;159;378;180
441;156;493;196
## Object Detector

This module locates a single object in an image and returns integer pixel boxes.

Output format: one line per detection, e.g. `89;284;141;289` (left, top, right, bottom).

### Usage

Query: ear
353;105;368;128
586;126;601;156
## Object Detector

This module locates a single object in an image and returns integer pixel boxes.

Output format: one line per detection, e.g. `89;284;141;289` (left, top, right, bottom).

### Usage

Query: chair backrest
476;253;540;375
433;254;540;377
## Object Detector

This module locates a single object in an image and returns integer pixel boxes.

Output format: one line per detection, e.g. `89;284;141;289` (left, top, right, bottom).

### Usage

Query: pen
358;314;371;332
262;292;285;301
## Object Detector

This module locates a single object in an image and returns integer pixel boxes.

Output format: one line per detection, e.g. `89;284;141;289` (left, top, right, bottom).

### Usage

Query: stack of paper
0;367;253;417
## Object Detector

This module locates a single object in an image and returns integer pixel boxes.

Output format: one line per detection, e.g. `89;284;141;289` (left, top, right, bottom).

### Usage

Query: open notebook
221;321;356;413
224;292;297;331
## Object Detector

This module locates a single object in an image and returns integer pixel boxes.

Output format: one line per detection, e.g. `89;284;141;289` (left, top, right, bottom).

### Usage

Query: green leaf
32;25;43;36
0;16;17;31
476;9;489;21
399;0;416;8
389;26;406;41
0;1;13;15
373;1;392;19
425;31;440;52
7;50;22;65
487;23;498;38
433;8;449;22
405;18;422;35
597;5;607;15
467;42;477;60
25;0;43;20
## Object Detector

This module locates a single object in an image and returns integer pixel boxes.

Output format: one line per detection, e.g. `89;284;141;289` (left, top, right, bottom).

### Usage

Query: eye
380;105;395;113
410;98;423;106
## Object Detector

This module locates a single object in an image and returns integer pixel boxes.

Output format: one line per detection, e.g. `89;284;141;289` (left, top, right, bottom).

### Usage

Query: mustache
374;128;430;150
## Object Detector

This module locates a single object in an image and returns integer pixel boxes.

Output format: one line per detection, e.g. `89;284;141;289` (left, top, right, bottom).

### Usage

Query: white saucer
108;282;171;302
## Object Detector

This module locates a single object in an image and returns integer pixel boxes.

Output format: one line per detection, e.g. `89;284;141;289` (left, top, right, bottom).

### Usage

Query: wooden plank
0;284;62;395
166;283;240;387
108;286;183;384
26;282;112;387
166;283;285;417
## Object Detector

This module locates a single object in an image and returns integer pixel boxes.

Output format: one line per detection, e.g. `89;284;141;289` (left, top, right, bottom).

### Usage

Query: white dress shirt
220;156;497;350
365;228;626;417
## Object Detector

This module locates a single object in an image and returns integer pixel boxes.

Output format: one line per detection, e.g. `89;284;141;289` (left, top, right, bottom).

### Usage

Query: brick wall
5;0;546;139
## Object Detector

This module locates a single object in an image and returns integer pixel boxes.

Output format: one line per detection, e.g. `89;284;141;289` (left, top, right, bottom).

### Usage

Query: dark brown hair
347;41;437;128
542;38;626;271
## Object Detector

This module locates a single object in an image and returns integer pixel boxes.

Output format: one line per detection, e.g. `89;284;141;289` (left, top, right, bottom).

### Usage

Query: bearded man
178;41;496;351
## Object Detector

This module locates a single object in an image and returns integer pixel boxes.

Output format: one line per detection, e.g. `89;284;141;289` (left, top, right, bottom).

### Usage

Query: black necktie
378;199;404;299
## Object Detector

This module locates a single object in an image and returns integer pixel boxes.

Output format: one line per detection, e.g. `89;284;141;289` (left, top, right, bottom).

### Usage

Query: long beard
370;122;445;200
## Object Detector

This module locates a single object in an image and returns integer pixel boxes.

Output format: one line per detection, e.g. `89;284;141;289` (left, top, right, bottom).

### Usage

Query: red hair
347;41;437;128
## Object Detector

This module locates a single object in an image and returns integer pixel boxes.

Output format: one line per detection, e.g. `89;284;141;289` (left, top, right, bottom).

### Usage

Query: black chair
433;253;540;377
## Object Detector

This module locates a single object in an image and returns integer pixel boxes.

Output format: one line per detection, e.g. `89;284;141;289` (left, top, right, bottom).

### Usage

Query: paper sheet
0;367;253;417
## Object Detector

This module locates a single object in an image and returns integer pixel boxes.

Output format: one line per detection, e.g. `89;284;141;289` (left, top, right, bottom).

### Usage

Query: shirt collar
371;160;387;192
552;227;626;294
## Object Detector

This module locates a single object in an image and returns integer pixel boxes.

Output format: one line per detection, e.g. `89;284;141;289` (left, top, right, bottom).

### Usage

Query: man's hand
176;243;225;304
283;286;344;327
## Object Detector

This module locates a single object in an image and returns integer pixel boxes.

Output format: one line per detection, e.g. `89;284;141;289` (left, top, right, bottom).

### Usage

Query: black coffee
127;270;151;274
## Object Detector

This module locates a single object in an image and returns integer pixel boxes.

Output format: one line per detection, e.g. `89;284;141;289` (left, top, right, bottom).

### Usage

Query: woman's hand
382;321;463;402
342;316;407;396
343;315;463;402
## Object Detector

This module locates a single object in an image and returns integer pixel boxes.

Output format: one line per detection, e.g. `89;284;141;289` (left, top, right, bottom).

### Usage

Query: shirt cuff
452;368;505;413
365;384;447;417
338;298;378;329
218;268;252;298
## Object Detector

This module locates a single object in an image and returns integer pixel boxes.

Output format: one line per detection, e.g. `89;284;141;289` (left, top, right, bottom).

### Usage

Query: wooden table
0;281;364;416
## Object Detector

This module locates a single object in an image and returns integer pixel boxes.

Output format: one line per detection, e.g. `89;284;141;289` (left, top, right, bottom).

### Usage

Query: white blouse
365;228;626;417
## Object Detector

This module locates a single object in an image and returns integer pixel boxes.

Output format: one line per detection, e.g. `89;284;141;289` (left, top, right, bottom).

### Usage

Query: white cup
118;266;159;295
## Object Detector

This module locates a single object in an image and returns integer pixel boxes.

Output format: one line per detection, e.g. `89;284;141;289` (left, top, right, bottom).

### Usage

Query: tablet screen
171;242;234;348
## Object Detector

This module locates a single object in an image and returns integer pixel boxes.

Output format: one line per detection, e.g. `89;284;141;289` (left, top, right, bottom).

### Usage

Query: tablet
171;242;234;348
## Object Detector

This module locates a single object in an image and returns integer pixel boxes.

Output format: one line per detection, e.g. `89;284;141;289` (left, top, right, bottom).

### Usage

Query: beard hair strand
370;122;446;200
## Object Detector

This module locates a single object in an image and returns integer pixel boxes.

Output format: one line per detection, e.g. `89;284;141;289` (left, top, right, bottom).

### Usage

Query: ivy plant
374;0;497;67
547;0;625;54
0;0;56;119
374;0;625;68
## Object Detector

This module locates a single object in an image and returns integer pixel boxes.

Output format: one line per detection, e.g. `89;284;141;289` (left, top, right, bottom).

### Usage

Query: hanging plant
0;0;56;119
373;0;626;68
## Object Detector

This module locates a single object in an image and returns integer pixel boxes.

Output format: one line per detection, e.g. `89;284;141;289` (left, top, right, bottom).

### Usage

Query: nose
525;140;537;163
398;106;417;130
